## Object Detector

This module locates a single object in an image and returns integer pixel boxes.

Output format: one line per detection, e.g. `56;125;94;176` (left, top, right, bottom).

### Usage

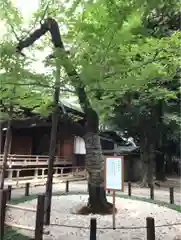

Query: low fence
0;189;48;240
0;181;181;240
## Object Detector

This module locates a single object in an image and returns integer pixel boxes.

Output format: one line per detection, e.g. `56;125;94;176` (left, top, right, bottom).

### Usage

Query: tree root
77;201;117;215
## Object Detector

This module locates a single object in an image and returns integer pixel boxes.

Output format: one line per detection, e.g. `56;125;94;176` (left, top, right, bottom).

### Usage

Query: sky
17;0;53;74
14;0;39;16
0;0;39;35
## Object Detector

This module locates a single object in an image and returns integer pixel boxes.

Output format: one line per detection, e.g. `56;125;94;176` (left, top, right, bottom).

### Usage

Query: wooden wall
57;133;74;161
11;135;32;155
1;122;76;164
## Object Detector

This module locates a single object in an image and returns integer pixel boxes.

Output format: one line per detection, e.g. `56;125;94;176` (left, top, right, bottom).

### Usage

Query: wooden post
0;129;2;154
146;217;155;240
8;170;13;179
34;169;38;179
112;190;116;230
7;185;12;201
65;181;69;193
42;169;46;179
0;189;7;240
44;63;62;226
0;119;12;189
90;218;97;240
150;185;154;200
55;167;58;176
169;187;174;204
35;194;45;240
128;182;131;196
75;167;79;176
41;169;44;179
16;170;20;186
60;168;64;177
25;183;30;196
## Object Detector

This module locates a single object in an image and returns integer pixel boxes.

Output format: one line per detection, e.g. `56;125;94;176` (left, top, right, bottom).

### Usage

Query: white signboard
74;136;86;155
105;157;124;191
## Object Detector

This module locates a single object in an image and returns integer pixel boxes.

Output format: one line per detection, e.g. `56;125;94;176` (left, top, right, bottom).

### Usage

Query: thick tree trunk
140;135;154;187
78;132;113;214
155;152;166;181
140;150;149;187
155;100;165;181
147;143;154;187
165;154;173;174
139;134;148;187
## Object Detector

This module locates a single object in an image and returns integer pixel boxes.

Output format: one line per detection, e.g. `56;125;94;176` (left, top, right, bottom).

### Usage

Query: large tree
104;0;181;185
16;17;114;216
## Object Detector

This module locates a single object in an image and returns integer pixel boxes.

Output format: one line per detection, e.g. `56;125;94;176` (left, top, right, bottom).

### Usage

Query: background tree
103;0;181;185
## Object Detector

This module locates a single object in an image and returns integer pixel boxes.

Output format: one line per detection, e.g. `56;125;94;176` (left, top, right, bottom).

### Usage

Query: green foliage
0;0;180;160
0;41;51;119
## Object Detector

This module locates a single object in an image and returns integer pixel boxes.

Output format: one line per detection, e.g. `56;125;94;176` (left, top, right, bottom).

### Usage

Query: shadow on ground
4;228;31;240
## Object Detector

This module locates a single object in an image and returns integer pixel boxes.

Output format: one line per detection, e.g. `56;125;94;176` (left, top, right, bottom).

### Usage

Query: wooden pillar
75;167;79;177
0;128;2;154
72;153;77;167
0;189;7;239
60;168;64;177
34;168;38;179
41;169;45;179
55;167;58;176
35;194;45;240
16;170;20;186
8;169;13;179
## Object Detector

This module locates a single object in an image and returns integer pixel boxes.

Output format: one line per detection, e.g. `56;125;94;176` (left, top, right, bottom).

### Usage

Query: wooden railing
0;154;72;166
3;166;87;186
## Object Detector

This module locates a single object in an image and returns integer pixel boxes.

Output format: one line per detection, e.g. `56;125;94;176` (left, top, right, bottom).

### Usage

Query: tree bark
140;146;149;187
155;100;165;181
44;63;63;225
139;134;154;187
0;128;2;154
16;17;113;214
0;119;12;189
155;151;166;181
79;132;113;214
147;142;154;187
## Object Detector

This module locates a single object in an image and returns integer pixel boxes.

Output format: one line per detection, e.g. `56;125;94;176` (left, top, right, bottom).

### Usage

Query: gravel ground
6;194;181;240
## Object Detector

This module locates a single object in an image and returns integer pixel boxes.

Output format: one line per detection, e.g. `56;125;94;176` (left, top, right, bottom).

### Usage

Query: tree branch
16;18;88;133
104;54;180;80
16;17;98;131
2;82;75;93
